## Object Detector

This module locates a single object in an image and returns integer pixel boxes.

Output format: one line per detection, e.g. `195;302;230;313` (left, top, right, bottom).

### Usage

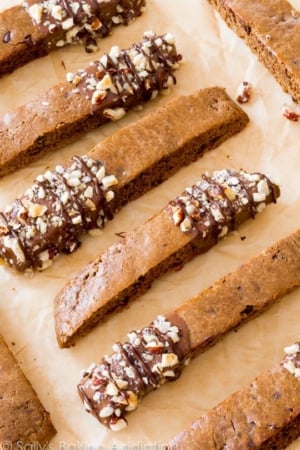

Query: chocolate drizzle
169;169;276;238
68;31;182;112
78;315;191;431
0;155;118;272
61;0;77;21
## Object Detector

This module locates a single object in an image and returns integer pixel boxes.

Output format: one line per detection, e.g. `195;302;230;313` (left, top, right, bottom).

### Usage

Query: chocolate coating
78;315;191;431
0;155;117;272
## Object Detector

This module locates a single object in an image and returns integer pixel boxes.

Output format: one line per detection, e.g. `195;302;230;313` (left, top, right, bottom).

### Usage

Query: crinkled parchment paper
1;0;300;448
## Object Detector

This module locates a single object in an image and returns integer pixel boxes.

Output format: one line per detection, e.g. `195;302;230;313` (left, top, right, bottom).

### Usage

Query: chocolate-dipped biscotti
0;87;249;272
0;0;145;77
0;334;56;446
0;31;181;178
77;228;300;430
207;0;300;103
168;342;300;449
55;168;279;348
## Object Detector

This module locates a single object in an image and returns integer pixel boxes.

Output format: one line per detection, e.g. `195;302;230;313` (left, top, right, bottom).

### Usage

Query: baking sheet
1;0;300;448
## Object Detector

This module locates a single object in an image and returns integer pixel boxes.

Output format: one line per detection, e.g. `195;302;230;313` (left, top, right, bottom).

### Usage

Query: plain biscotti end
89;86;249;190
0;5;47;76
207;0;300;104
0;335;56;446
167;343;300;449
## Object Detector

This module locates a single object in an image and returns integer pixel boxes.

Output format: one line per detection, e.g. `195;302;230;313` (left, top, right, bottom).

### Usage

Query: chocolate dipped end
68;31;182;114
0;155;118;272
22;0;146;52
167;169;280;246
0;1;146;78
77;314;191;431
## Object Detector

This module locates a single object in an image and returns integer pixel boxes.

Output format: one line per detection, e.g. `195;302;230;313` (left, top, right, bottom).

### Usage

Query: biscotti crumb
282;102;300;122
236;81;252;104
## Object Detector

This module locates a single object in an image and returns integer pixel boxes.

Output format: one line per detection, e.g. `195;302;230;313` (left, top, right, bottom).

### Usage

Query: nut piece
282;342;300;379
110;417;127;432
124;391;138;411
161;353;179;368
284;343;300;355
103;108;126;121
180;216;192;232
28;4;43;23
99;405;114;418
28;203;48;218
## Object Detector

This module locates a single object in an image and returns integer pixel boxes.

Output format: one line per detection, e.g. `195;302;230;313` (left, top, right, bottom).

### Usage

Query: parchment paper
1;0;300;448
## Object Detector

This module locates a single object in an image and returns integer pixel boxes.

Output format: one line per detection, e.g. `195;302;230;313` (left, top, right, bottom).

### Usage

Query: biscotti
0;334;56;446
77;228;300;430
168;343;300;449
0;31;181;178
0;87;249;272
55;169;279;348
0;0;145;77
207;0;300;103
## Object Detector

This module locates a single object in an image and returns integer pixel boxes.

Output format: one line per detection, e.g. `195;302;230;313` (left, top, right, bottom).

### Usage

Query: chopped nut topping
124;391;138;411
103;108;126;121
78;316;190;430
169;169;275;237
180;216;192;232
105;382;119;396
67;32;182;114
28;3;43;23
0;156;118;272
99;405;114;418
110;418;127;432
28;203;48;218
23;0;146;52
161;353;179;368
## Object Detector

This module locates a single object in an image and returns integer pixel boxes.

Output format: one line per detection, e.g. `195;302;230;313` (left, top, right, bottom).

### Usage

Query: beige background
1;0;300;448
